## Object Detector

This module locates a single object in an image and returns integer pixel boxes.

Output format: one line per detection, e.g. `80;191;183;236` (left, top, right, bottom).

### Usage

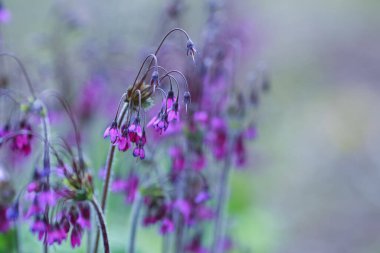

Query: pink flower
117;126;131;152
128;118;143;143
103;121;119;144
0;206;10;233
160;218;174;235
70;224;82;248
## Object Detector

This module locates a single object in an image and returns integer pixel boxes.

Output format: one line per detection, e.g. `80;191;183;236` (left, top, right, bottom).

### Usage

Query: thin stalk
126;193;143;253
91;198;110;253
0;53;37;99
211;156;232;253
93;103;129;253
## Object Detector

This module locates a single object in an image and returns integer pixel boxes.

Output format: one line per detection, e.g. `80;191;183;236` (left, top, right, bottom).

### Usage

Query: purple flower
150;70;160;90
186;39;197;62
207;117;228;160
117;126;131;152
168;101;180;123
169;146;185;173
160;218;174;235
0;206;10;233
112;173;139;204
185;234;208;253
104;121;119;144
77;203;91;229
148;109;169;135
70;224;82;248
11;120;33;156
132;130;146;160
233;133;247;166
174;199;191;222
128;118;143;143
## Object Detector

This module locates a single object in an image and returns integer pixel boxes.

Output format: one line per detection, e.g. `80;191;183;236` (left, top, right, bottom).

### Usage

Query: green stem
91;198;110;253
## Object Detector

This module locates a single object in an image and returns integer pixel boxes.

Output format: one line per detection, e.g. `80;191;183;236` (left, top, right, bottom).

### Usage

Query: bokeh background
1;0;380;252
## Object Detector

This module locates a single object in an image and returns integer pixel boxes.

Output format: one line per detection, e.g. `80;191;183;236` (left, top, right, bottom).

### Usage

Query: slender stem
127;193;143;253
211;156;232;253
154;28;190;56
0;53;37;99
93;103;129;253
143;28;190;83
91;198;110;253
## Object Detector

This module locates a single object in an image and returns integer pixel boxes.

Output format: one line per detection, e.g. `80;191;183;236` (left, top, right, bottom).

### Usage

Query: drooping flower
11;120;33;156
132;129;146;160
160;217;174;235
117;125;131;152
112;173;139;204
0;205;10;233
103;121;119;144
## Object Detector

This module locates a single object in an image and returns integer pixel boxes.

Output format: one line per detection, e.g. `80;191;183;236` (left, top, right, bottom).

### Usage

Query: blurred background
1;0;380;252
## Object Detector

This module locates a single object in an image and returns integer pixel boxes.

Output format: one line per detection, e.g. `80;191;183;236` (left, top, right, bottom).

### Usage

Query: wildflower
185;234;208;253
12;120;33;155
103;121;119;144
117;125;131;152
132;129;146;160
160;217;174;235
150;70;160;91
149;108;169;135
128;117;143;143
183;91;191;112
207;117;227;160
186;39;197;62
233;133;246;166
70;224;82;248
0;205;10;233
112;173;139;204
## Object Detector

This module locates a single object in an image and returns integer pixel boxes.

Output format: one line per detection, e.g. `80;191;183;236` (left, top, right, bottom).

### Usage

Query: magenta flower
174;199;191;222
132;129;146;160
207;117;227;160
233;133;247;166
0;205;10;233
112;173;139;204
160;218;174;235
128;118;143;143
103;121;119;144
169;146;185;173
77;203;91;229
150;109;169;135
117;126;131;152
168;101;180;123
70;224;82;248
11;120;33;156
185;234;208;253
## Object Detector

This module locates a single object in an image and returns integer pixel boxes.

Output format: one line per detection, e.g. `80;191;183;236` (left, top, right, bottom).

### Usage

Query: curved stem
91;198;110;253
40;91;85;173
130;54;158;92
0;52;37;99
143;28;190;82
154;28;190;56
